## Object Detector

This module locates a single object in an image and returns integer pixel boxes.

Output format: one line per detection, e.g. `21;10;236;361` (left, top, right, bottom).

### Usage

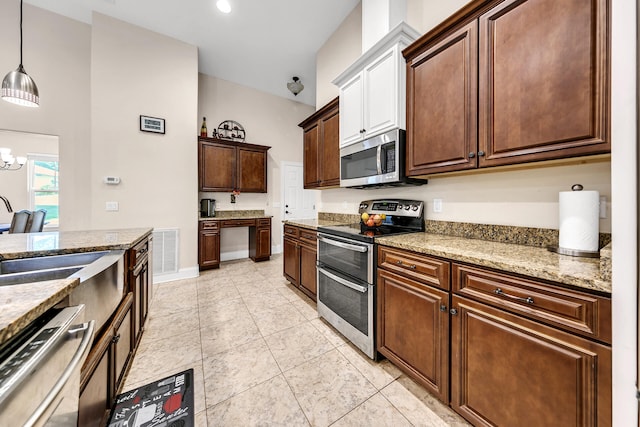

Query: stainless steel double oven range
316;199;425;359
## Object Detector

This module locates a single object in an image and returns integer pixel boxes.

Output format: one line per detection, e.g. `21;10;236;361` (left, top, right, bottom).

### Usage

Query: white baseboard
272;244;282;254
153;266;199;284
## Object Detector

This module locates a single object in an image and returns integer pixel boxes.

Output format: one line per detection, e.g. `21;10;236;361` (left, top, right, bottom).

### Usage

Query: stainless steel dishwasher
0;305;95;426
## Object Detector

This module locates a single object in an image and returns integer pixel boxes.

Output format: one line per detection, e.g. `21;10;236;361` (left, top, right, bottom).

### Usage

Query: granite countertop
199;210;271;221
377;233;611;294
0;227;152;346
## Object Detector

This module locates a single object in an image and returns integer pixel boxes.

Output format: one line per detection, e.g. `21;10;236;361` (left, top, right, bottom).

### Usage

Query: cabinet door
199;230;220;269
450;295;611;427
339;72;364;147
238;147;267;192
364;46;399;139
79;331;113;427
283;237;300;285
377;268;450;402
406;20;478;176
299;243;317;299
113;294;133;391
199;142;236;191
303;124;320;188
320;106;340;187
478;0;610;166
250;225;271;262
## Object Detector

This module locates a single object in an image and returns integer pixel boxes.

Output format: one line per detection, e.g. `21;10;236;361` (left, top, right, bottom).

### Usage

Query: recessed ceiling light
216;0;231;13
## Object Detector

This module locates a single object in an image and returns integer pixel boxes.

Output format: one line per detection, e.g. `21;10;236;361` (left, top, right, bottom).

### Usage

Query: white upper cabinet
333;23;420;148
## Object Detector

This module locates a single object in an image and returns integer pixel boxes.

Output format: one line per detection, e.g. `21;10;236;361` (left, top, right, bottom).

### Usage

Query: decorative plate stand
216;120;245;142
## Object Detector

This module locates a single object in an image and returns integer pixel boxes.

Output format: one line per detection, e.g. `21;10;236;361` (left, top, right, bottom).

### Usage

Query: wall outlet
106;201;119;211
433;198;443;213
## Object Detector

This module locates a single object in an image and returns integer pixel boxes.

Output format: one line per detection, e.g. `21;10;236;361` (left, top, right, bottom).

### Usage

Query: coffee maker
200;199;216;217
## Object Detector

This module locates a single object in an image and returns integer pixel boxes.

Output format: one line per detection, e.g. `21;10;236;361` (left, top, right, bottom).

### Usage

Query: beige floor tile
278;283;310;302
195;410;208;427
202;338;281;407
250;302;308;336
381;376;470;427
290;297;319;320
336;343;402;390
207;375;309;427
150;285;199;316
198;297;250;325
309;317;348;348
143;309;201;343
197;281;240;302
200;313;262;358
126;329;202;387
242;288;292;312
284;349;377;427
264;322;334;372
331;393;412;427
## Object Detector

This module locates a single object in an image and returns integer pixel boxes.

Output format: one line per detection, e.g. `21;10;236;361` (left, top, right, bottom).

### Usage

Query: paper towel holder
547;183;600;258
547;246;600;258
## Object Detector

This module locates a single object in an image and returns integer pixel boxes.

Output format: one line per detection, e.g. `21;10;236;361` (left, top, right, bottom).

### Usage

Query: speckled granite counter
200;210;271;221
0;227;152;346
0;228;152;260
377;233;611;294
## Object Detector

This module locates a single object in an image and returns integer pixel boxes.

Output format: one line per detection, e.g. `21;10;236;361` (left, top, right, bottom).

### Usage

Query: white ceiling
23;0;360;107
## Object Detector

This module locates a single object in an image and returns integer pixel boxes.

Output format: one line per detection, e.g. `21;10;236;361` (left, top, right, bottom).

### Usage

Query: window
28;154;59;228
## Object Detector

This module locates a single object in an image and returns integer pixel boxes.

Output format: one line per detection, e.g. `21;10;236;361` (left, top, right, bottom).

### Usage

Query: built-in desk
198;212;271;270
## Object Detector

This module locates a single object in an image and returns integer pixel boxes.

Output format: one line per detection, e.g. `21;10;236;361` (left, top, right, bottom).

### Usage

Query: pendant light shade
2;0;39;108
2;65;39;107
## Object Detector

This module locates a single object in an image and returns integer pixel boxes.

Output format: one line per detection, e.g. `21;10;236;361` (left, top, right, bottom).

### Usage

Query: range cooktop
317;199;425;243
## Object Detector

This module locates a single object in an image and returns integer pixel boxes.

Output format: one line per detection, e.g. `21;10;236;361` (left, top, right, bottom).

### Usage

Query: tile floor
122;254;471;427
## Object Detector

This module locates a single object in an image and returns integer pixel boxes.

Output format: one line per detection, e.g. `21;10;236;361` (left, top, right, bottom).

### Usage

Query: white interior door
282;162;317;220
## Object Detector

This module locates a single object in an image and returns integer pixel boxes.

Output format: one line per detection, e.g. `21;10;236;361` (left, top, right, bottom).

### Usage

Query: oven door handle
317;266;368;293
317;235;368;253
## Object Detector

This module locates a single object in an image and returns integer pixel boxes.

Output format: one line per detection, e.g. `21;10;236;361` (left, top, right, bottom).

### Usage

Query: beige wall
198;73;314;258
406;0;471;34
90;13;199;271
316;3;362;108
0;3;92;231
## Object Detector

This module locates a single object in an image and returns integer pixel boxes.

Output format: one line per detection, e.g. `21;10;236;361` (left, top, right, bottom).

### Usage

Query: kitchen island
0;227;153;426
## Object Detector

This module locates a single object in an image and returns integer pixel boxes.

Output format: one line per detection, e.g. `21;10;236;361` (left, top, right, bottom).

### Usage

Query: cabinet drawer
132;238;150;265
284;225;300;239
221;219;256;228
452;263;611;343
299;229;317;245
378;246;450;291
200;220;219;231
257;218;271;227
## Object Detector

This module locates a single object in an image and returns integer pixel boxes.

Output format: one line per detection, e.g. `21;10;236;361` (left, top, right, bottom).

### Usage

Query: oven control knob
411;204;419;211
404;205;410;210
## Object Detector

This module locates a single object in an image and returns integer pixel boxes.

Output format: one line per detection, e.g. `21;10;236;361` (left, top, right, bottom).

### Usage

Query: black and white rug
107;369;194;427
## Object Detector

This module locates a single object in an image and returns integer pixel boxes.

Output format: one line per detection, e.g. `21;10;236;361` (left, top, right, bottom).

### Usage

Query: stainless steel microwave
339;129;427;188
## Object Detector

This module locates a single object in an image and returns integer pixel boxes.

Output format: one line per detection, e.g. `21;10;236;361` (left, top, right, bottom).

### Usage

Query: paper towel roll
559;189;600;252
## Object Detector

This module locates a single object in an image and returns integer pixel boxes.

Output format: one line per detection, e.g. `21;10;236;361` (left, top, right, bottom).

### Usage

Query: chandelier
0;148;26;171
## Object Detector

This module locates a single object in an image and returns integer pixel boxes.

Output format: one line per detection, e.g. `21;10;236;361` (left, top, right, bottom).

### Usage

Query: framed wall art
140;115;165;134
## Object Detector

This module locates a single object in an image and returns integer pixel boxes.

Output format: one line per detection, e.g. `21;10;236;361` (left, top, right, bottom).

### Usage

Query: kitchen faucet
0;196;13;213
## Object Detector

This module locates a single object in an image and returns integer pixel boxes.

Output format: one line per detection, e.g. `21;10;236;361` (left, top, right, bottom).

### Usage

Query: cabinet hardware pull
478;150;485;156
440;305;447;312
112;334;121;344
450;308;458;315
494;288;534;304
395;260;417;270
468;152;475;158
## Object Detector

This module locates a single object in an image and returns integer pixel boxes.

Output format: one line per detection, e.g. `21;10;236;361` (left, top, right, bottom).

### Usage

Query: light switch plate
433;199;443;213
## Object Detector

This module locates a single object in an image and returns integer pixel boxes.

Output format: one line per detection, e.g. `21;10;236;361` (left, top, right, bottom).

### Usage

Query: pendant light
2;0;39;107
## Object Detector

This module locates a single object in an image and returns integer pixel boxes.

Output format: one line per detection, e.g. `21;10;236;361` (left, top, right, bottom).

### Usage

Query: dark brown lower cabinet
376;245;611;426
283;224;317;300
200;218;271;270
249;218;272;261
79;293;134;427
377;268;449;402
450;295;611;427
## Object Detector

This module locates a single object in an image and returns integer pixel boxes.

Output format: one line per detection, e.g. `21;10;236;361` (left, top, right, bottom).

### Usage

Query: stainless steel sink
0;250;126;332
0;251;109;286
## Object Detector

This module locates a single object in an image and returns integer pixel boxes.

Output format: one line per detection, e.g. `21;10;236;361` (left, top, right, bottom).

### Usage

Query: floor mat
107;369;194;427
